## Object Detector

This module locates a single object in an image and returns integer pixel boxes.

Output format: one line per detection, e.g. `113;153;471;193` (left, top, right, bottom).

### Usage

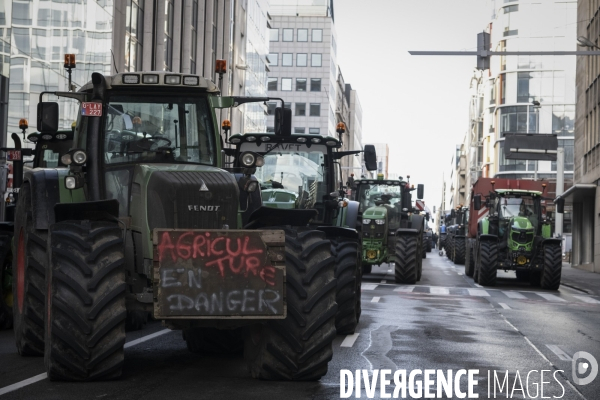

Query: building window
500;106;538;136
310;78;321;91
267;126;275;132
296;78;307;91
269;28;278;41
281;78;292;91
504;5;518;13
552;105;575;136
295;103;306;116
282;28;293;42
498;141;526;171
309;128;320;134
503;28;518;37
297;53;307;66
551;139;574;171
282;53;293;66
332;35;337;55
310;103;320;116
268;53;278;66
164;0;174;71
311;54;322;67
295;127;306;134
267;102;277;115
297;29;308;42
312;29;322;42
284;102;291;109
267;77;277;91
125;0;144;72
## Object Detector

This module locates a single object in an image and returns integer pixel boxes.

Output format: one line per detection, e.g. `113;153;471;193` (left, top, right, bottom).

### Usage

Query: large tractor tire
244;227;337;381
426;240;432;253
183;327;243;354
540;244;562;290
332;238;361;335
45;220;126;381
454;238;466;265
12;183;46;356
446;236;454;261
362;264;372;275
472;244;479;282
477;241;497;287
0;235;13;330
464;241;473;277
394;234;418;284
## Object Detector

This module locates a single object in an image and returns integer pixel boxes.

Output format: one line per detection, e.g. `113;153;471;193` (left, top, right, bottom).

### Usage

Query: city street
0;251;598;399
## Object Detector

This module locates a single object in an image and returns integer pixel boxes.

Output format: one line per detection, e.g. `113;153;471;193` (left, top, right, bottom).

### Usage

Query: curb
560;281;592;295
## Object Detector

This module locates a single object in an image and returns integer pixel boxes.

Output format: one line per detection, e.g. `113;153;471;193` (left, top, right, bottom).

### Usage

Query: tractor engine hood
511;216;534;232
362;206;389;220
144;166;239;231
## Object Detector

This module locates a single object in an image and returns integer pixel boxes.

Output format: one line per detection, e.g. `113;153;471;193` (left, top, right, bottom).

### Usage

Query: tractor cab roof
228;133;342;149
79;72;219;93
495;189;543;197
354;179;407;186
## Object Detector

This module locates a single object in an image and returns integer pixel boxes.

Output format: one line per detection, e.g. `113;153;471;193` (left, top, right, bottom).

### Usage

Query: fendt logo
572;351;598;386
187;205;221;212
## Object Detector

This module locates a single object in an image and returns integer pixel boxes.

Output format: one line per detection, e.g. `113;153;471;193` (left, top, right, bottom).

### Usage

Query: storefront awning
554;184;597;203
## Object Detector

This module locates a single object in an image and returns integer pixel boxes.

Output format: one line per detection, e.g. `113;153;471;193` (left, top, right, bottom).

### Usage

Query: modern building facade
559;0;600;273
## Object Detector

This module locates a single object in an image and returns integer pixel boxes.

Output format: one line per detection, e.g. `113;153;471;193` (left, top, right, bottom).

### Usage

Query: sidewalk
561;262;600;295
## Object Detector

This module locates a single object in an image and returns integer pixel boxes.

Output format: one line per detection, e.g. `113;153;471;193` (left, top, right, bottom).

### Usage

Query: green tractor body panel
481;218;490;235
508;216;535;252
361;206;389;265
542;223;552;238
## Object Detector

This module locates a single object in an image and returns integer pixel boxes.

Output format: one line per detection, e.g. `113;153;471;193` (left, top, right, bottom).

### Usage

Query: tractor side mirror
274;107;292;137
473;194;482;211
37;102;59;133
363;145;377;171
417;184;424;200
556;198;565;214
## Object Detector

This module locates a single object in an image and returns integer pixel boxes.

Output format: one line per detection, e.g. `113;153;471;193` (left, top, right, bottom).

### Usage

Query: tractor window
102;95;215;165
34;140;73;168
500;196;537;218
358;184;402;211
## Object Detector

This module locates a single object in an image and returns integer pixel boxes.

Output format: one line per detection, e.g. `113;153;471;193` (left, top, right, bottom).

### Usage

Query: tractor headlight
363;219;371;225
65;176;77;189
255;156;265;167
72;150;87;165
375;219;385;225
61;154;72;165
240;152;256;167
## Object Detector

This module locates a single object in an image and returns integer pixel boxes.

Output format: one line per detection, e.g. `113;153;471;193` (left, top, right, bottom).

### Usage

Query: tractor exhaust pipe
87;73;107;201
10;133;23;200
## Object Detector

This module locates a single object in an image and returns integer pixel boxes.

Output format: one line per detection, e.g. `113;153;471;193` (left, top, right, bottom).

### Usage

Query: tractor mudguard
244;207;317;228
23;169;61;230
316;226;359;241
542;238;562;247
409;214;424;233
54;200;120;223
478;234;498;242
454;235;466;240
396;228;419;236
343;200;360;229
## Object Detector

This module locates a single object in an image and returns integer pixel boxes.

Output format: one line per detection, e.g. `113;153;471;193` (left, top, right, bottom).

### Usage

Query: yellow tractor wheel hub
367;250;377;259
517;255;527;265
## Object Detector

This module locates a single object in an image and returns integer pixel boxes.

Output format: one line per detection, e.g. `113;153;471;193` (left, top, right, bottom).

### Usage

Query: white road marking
502;291;527;300
380;280;387;284
444;271;452;275
499;303;511;310
124;329;171;348
371;297;381;303
457;272;464;275
474;283;483;288
536;293;567;302
0;329;173;396
546;345;572;361
429;287;450;295
393;286;415;293
362;283;378;290
0;373;47;396
573;295;600;304
340;333;360;347
467;289;490;297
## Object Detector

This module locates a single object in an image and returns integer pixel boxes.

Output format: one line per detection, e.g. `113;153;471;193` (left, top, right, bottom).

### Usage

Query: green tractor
472;188;561;289
446;206;468;265
353;175;425;284
227;129;377;335
12;71;363;381
0;127;74;330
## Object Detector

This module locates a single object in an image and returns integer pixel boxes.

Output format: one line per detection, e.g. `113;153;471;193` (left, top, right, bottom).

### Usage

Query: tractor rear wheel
454;238;465;265
244;227;337;381
0;235;13;330
394;234;418;284
45;220;126;381
464;241;475;277
184;327;243;354
477;241;497;287
332;238;361;335
12;183;46;356
540;245;562;290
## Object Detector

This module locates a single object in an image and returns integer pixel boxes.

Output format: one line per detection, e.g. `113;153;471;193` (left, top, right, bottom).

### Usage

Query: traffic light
477;32;490;70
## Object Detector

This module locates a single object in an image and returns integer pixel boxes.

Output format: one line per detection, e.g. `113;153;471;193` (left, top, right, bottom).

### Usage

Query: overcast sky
334;0;493;213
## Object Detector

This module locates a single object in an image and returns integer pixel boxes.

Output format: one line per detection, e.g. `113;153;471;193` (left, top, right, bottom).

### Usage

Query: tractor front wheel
540;245;562;290
45;220;126;381
244;227;337;381
0;235;13;330
464;241;475;277
394;234;418;284
454;238;466;265
477;241;497;287
332;238;361;335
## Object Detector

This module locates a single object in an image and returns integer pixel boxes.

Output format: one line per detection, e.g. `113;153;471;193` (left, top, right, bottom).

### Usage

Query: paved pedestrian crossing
359;284;600;305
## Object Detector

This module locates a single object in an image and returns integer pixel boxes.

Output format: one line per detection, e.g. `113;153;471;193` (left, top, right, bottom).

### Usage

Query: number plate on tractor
152;229;286;319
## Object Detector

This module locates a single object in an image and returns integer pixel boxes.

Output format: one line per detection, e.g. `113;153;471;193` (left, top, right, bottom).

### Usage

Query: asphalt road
1;251;599;399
